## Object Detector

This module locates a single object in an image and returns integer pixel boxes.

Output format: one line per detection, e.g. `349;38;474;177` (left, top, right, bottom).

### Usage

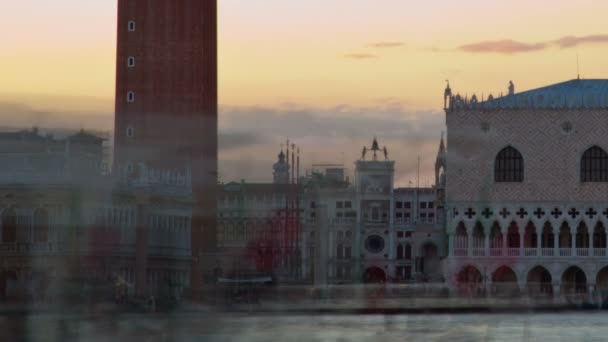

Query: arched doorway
593;223;607;254
489;221;503;255
420;242;439;280
523;222;537;249
454;222;468;256
562;266;587;302
492;266;519;297
527;266;552;298
596;266;608;306
507;222;520;249
363;267;386;284
456;265;483;297
559;222;572;251
541;222;554;251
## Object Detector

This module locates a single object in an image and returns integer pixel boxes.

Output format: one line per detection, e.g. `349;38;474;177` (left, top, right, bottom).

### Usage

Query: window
310;201;316;209
127;91;135;103
397;232;404;238
127;163;134;173
126;126;134;138
581;146;608;182
344;201;352;209
428;202;435;209
404;202;411;209
337;244;344;259
495;146;524;182
405;244;412;259
397;244;404;259
344;246;351;259
336;201;343;209
395;201;403;209
128;56;136;67
128;20;136;32
405;231;412;238
420;202;427;209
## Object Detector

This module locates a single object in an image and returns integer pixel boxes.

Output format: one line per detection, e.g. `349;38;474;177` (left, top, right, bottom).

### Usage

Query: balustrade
507;248;519;257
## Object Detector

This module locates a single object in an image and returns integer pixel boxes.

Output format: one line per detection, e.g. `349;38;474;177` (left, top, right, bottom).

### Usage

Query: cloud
458;34;608;54
459;39;547;54
344;53;377;59
219;132;269;151
0;101;113;133
554;34;608;48
369;42;405;48
0;97;444;186
219;103;444;184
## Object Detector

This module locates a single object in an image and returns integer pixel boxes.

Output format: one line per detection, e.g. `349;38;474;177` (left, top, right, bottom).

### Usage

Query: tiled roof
450;79;608;110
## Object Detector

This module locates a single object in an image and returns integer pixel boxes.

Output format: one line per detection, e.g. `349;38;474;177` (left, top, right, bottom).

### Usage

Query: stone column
536;229;542;257
588;283;596;304
484;232;490;257
519;228;524;257
571;226;576;257
553;281;562;304
502;228;508;256
589;231;594;257
553;230;559;257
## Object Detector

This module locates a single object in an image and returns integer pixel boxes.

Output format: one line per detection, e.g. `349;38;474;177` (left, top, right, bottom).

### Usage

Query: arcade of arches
451;220;608;258
454;263;608;300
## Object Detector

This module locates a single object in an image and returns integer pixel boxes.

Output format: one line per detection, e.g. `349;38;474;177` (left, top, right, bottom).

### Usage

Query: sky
1;0;608;184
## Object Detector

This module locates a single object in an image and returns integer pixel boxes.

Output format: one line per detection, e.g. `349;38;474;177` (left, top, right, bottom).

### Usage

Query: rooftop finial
508;81;515;96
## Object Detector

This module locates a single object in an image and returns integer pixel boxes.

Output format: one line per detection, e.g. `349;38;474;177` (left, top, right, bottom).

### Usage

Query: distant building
216;140;446;284
444;79;608;299
0;129;192;300
302;138;446;284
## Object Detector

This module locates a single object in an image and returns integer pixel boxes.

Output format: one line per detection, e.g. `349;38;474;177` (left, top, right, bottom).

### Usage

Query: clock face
365;235;385;253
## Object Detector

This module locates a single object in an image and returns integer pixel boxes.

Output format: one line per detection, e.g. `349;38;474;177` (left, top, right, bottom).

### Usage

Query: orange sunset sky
1;0;608;184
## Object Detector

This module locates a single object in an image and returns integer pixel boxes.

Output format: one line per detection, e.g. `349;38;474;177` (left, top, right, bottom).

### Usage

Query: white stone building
443;79;608;301
303;138;446;284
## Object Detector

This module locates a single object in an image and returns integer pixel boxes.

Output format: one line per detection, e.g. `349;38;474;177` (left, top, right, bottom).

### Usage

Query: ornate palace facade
444;79;608;300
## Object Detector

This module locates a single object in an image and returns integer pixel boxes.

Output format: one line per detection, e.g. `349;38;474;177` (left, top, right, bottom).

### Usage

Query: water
1;312;607;341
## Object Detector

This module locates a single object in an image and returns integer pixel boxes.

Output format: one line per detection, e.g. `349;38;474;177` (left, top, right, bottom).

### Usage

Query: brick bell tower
114;0;218;296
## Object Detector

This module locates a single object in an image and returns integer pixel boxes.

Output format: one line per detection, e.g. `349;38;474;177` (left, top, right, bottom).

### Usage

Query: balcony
331;218;356;226
363;220;389;229
453;246;608;259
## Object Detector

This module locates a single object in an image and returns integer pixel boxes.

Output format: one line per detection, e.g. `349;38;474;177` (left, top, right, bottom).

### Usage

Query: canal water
2;311;607;341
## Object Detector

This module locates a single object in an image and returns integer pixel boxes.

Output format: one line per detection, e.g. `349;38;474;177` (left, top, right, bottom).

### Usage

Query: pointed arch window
494;146;524;182
581;146;608;182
